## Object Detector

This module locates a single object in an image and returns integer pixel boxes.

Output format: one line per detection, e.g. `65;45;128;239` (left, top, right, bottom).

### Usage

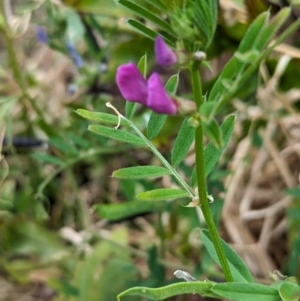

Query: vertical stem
190;61;234;282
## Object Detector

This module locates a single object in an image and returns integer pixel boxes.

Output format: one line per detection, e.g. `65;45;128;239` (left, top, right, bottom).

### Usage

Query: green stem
190;61;233;282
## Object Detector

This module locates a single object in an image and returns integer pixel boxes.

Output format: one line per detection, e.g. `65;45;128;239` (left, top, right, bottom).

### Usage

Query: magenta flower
116;62;148;104
155;36;177;67
116;62;177;115
147;73;177;114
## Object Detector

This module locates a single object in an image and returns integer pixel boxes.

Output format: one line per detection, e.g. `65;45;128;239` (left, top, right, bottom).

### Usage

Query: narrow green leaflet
208;12;268;104
112;166;171;179
65;8;85;42
165;74;179;95
208;9;291;119
253;8;290;52
138;53;147;77
143;0;168;11
76;109;129;126
192;115;235;187
199;102;217;120
279;282;300;301
49;137;78;156
117;282;214;300
127;19;176;47
88;125;147;146
137;188;189;201
201;230;253;283
202;119;222;149
238;12;269;53
147;113;167;140
147;74;179;140
192;0;218;49
171;118;195;166
126;54;147;119
117;0;174;34
32;153;64;166
204;115;234;175
95;201;165;221
125;102;137;120
211;283;280;301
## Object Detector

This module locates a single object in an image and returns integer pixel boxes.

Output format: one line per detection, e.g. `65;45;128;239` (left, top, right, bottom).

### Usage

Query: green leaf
127;19;176;47
201;230;253;283
76;109;129;126
88;125;146;146
112;166;171;179
147;113;167;140
192;0;218;49
136;188;189;201
204;115;235;175
199;102;217;121
253;8;290;52
143;0;168;11
65;8;85;42
171;118;195;166
235;50;260;63
138;53;147;77
95;200;165;221
165;74;179;95
238;12;269;53
279;282;300;301
117;282;213;300
208;9;291;118
211;283;280;301
117;0;174;34
202;119;222;149
49;137;78;156
125;102;137;120
31;153;64;166
288;235;300;275
208;12;269;104
192;115;235;187
125;54;147;119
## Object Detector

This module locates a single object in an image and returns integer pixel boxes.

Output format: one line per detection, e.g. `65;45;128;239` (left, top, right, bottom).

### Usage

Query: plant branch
190;60;234;282
125;118;196;199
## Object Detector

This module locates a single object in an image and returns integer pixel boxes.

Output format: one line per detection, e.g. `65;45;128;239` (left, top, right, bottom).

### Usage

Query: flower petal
155;36;177;67
147;73;177;114
116;62;148;104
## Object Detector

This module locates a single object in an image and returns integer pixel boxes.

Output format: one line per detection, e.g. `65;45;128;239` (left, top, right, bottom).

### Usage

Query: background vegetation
0;0;300;300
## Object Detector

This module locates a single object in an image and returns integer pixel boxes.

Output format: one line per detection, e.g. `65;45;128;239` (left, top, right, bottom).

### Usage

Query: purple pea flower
155;36;177;67
116;62;148;103
116;62;177;115
36;27;49;44
67;42;84;69
147;73;177;114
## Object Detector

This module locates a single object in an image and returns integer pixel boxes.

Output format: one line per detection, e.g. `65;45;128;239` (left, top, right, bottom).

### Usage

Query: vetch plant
76;1;300;300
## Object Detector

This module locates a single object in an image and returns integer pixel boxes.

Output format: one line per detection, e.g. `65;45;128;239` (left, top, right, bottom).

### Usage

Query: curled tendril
106;102;122;129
